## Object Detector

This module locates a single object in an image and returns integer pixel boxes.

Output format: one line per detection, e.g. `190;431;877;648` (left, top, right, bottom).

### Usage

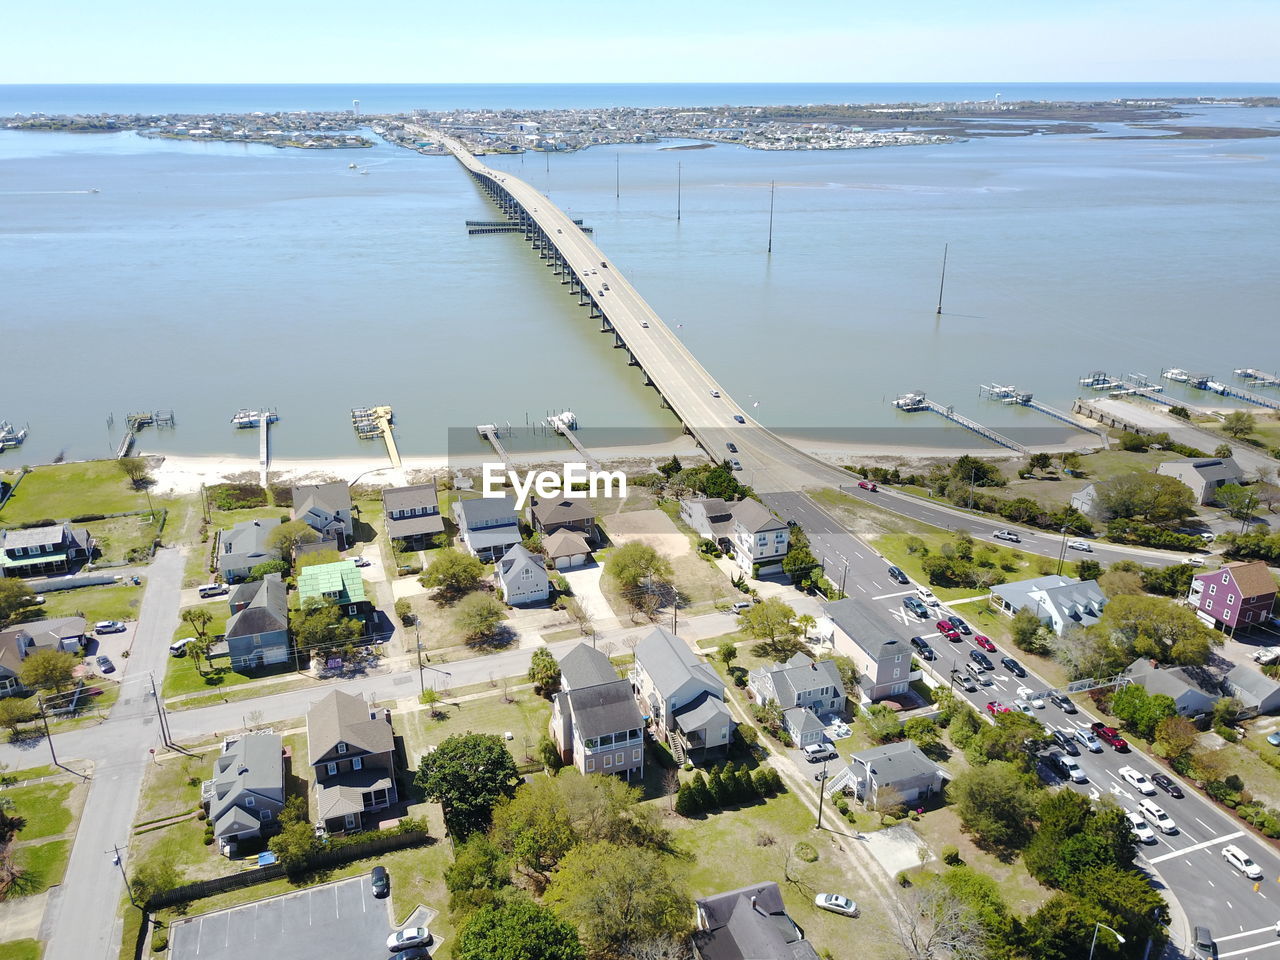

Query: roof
382;482;438;514
992;575;1106;629
634;626;723;698
563;679;643;740
464;525;524;550
293;481;351;518
693;882;818;960
731;498;786;534
316;768;395;820
1225;664;1280;707
495;543;547;587
1158;457;1242;483
225;574;288;639
850;740;943;787
530;497;595;526
454;495;519;528
1126;658;1220;713
544;528;592;559
558;642;619;690
208;733;283;832
385;512;445;539
821;598;905;661
672;690;733;733
297;560;367;605
2;524;69;550
753;653;845;706
784;706;826;737
306;689;395;766
1222;561;1278;601
221;517;281;559
687;498;733;520
0;616;87;679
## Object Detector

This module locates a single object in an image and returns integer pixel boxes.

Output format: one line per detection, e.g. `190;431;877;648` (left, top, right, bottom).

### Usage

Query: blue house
225;574;290;669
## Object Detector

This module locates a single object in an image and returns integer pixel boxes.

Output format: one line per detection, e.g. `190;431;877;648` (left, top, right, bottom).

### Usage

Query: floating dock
0;420;28;451
893;391;1027;452
1188;374;1280;410
1235;368;1280;387
547;411;599;470
977;383;1104;439
477;423;513;469
229;409;277;484
352;406;400;468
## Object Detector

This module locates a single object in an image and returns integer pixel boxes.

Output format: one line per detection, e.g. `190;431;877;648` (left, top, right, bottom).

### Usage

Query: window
895;654;903;663
1222;573;1231;584
260;808;272;821
353;756;363;770
327;762;338;776
893;668;901;678
616;752;624;767
345;813;357;829
1209;584;1217;596
348;605;358;615
1206;600;1213;611
633;749;641;761
603;754;613;768
244;796;255;808
337;742;347;754
1227;594;1236;605
586;758;595;772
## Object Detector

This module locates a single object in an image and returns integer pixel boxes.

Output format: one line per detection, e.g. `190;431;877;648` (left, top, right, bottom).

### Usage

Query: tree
129;860;180;904
889;880;990;960
185;634;215;675
415;732;521;839
604;543;673;596
967;711;1049;768
1024;894;1111;960
950;761;1039;851
904;717;941;753
0;580;39;627
1154;715;1199;761
180;606;213;637
420;547;487;600
674;782;699;817
657;455;683;479
690;772;714;811
1027;452;1053;473
456;897;585;960
290;598;362;659
248;559;290;580
0;698;35;736
264;519;319;560
528;648;562;695
1075;558;1102;582
863;703;902;744
18;649;79;694
268;819;321;872
1111;684;1176;740
795;613;816;638
716;641;737;669
933;867;1021;960
456;592;507;645
737;598;801;660
544;841;692;955
1010;606;1048;654
1215;443;1234;459
1222;410;1257;439
1094;473;1196;524
444;833;511;915
116;456;151;489
1217;483;1257;520
826;656;858;692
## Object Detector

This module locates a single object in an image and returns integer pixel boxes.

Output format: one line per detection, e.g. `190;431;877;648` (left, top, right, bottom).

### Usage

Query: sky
5;0;1278;83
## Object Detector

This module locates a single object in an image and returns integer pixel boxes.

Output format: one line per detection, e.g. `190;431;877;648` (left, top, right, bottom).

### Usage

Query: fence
145;828;430;909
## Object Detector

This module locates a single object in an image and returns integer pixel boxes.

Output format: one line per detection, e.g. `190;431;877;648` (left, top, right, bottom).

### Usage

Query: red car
1090;722;1129;751
986;701;1010;715
935;621;960;641
974;635;996;653
858;480;878;492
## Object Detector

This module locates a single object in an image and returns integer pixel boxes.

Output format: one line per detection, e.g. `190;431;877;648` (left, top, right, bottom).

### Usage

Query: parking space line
1221;943;1280;959
872;589;913;600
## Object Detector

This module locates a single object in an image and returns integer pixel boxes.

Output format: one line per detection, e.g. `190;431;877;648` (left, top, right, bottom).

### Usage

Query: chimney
750;896;762;915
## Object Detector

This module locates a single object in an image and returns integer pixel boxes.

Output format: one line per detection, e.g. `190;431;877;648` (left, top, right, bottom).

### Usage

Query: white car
916;586;940;606
1183;556;1204;566
709;389;720;397
387;928;432;951
1119;766;1157;795
1075;728;1103;753
1013;698;1034;716
992;529;1021;543
814;893;859;917
1126;812;1157;844
1138;798;1177;834
1067;539;1091;552
1017;686;1046;709
1223;844;1264;880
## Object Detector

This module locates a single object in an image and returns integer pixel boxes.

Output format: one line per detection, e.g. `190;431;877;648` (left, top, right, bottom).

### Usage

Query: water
2;93;1279;465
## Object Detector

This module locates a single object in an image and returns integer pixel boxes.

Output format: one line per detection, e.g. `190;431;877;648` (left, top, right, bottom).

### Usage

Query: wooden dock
1189;375;1280;411
547;411;599;470
477;424;513;469
978;383;1104;439
352;406;401;467
1235;368;1280;387
894;391;1027;452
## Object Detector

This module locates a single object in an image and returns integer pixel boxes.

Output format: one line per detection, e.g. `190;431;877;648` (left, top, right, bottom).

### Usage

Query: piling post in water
936;242;949;316
767;180;775;254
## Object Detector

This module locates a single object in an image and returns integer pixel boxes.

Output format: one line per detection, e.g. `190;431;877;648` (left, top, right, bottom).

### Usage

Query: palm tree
795;614;817;639
181;607;213;637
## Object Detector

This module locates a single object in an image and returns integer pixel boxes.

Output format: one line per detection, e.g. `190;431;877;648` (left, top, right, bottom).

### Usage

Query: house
382;482;444;550
991;575;1107;635
819;598;910;701
292;481;353;549
1156;457;1244;505
453;495;522;561
691;882;820;960
306;689;399;834
543;529;593;569
1224;665;1280;717
217;517;281;583
1125;658;1219;718
828;741;946;809
1188;561;1277;634
678;498;789;576
1069;483;1103;519
494;543;550;606
0;524;94;579
630;626;733;763
224;574;289;669
0;617;86;697
783;706;827;747
529;497;598;542
202;732;285;853
748;652;845;715
550;642;645;781
296;560;374;634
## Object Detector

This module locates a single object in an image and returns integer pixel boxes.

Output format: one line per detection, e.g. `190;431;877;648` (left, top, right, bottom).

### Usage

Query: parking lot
169;876;394;960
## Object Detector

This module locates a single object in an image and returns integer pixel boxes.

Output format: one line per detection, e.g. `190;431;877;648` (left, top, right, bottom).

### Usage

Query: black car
910;636;935;661
726;442;738;453
969;650;993;670
390;950;431;960
1000;656;1026;678
1049;692;1077;714
1051;729;1080;756
1152;773;1184;799
947;616;971;635
887;565;910;585
371;865;390;898
95;655;115;674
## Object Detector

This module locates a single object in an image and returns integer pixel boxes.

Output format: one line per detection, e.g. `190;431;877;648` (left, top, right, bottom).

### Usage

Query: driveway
169;876;394;960
560;562;616;628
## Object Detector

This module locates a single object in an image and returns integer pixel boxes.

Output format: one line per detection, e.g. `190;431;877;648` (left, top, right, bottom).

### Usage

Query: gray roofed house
0;616;87;697
494;542;550;606
820;597;911;702
1069;483;1102;519
827;741;946;809
224;573;289;669
748;653;845;716
454;495;522;561
730;497;786;535
1157;457;1244;505
217;516;282;583
679;498;789;577
692;881;820;960
679;498;736;543
1125;658;1220;717
630;626;733;762
559;642;620;690
202;732;285;852
783;705;827;747
306;689;399;834
991;575;1107;635
382;482;444;550
551;642;645;782
292;481;353;549
1225;664;1280;717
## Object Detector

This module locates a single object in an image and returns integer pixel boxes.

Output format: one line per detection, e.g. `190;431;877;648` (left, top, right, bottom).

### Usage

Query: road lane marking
872;590;914;601
1197;817;1214;831
856;584;866;593
1148;830;1244;863
1220;943;1280;959
1219;926;1280;944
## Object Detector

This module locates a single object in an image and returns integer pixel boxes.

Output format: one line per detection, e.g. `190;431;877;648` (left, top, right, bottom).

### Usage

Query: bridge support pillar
628;351;639;367
600;317;612;333
614;332;626;349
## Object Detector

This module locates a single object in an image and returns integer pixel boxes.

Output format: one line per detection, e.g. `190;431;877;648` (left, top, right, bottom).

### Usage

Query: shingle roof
225;574;287;639
208;733;283;835
564;680;643;740
464;526;524;550
784;706;825;737
221;517;281;559
544;529;591;559
672;690;732;733
850;740;943;788
1126;658;1220;713
1224;561;1278;600
496;543;545;587
297;560;367;605
306;689;394;765
558;642;618;690
1163;457;1243;483
382;482;438;514
455;495;519;528
634;626;723;698
530;497;595;526
693;882;819;960
385;513;445;538
2;524;69;550
293;481;351;518
316;768;395;820
731;498;786;534
1226;664;1280;707
823;598;905;661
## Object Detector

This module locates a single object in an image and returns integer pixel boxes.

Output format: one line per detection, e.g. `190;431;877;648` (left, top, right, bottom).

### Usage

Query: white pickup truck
1252;647;1280;665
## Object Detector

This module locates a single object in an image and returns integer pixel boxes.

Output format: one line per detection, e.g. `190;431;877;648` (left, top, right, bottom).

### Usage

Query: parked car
1066;539;1092;552
1222;844;1264;880
802;743;837;763
916;587;940;606
935;620;960;641
903;596;930;618
910;636;936;660
986;701;1010;715
1151;773;1184;799
1000;656;1026;678
1138;798;1177;834
947;616;971;635
1119;765;1157;795
389;950;431;960
1252;647;1280;665
1075;728;1103;753
387;928;432;952
1048;692;1077;714
1051;751;1087;783
993;529;1021;543
887;565;909;585
969;650;993;670
814;893;859;917
197;583;229;598
1091;722;1129;751
1268;731;1280;747
1051;729;1080;755
974;634;997;653
169;638;196;657
857;480;877;492
371;865;391;898
94;620;126;635
95;655;115;674
1126;812;1157;845
353;556;372;567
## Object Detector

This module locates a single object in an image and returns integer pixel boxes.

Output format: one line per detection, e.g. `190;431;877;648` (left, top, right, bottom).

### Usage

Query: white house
494;543;550;606
453;495;522;561
630;626;733;763
990;575;1107;635
1156;457;1244;505
748;652;846;717
679;497;789;576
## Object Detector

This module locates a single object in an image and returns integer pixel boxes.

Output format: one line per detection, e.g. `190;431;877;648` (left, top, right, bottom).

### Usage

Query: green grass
397;690;552;768
6;764;59;783
81;513;161;565
33;582;143;624
162;653;295;699
0;461;152;523
0;939;43;960
10;838;73;895
4;781;74;840
165;675;324;711
133;749;210;826
131;748;223;885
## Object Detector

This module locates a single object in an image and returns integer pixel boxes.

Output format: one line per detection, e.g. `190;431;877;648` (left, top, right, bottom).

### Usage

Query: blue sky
6;0;1277;83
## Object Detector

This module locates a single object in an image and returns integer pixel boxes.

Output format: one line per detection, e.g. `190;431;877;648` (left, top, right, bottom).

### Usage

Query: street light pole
111;844;137;906
414;618;424;696
36;694;59;769
1088;921;1125;960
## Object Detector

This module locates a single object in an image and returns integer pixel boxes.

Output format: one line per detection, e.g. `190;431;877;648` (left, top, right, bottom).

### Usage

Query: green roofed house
297;559;374;634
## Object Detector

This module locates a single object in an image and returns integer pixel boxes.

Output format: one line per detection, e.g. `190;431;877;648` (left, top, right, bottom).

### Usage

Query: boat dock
0;420;28;451
229;409;277;485
1188;374;1280;411
352;406;401;468
476;424;513;469
546;411;599;470
1235;368;1280;387
978;383;1104;438
893;391;1027;452
1079;370;1183;406
113;409;175;459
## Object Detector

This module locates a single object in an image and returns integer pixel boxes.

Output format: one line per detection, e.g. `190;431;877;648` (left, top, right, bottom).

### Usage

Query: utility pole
677;162;682;222
148;674;171;746
936;242;949;315
414;619;425;696
36;694;59;769
111;844;137;906
815;757;830;830
767;180;775;254
1056;525;1071;576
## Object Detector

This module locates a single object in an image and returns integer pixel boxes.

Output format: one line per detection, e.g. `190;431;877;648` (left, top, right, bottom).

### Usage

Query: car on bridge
710;389;719;397
725;442;737;453
730;459;743;471
733;414;746;423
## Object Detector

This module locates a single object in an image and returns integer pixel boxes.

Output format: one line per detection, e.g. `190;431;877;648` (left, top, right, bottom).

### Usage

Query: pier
228;409;277;485
114;409;175;459
1235;368;1280;387
547;411;599;470
1188;374;1280;411
0;420;28;451
477;424;513;470
893;391;1027;452
1078;371;1194;409
977;383;1104;439
352;406;401;468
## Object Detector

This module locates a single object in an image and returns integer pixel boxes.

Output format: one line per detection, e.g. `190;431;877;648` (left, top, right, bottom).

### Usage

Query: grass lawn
397;690;552;768
6;764;59;783
165;675;323;712
1210;414;1280;453
131;748;224;885
10;838;73;895
0;460;152;523
35;583;143;624
81;513;163;565
162;648;295;700
0;940;42;960
183;505;288;586
991;449;1183;508
3;781;75;840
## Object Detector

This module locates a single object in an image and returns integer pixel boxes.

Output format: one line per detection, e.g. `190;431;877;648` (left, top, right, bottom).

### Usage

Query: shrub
395;598;414;626
766;768;784;794
207;482;268;510
151;929;169;952
753;768;773;796
834;796;849;814
941;845;963;866
70;513;106;523
896;870;912;887
793;841;819;863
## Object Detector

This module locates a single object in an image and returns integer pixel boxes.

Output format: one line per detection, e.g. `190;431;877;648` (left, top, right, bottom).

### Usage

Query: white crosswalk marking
1148;830;1245;864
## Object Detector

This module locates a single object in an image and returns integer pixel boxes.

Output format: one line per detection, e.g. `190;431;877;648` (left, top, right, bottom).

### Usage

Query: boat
1162;368;1191;383
359;170;369;175
230;408;278;428
348;162;358;169
893;391;929;411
